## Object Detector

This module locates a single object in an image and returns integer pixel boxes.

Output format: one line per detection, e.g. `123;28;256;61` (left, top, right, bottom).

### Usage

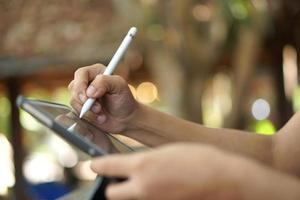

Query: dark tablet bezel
17;95;133;157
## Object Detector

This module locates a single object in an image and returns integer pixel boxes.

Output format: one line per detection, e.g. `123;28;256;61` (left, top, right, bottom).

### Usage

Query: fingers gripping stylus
79;27;138;119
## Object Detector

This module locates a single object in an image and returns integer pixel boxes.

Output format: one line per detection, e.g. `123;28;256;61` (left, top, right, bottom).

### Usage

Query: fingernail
92;104;101;113
79;93;86;103
87;85;96;96
97;115;106;124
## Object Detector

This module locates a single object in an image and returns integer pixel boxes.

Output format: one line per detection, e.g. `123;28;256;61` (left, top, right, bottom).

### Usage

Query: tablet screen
29;100;133;154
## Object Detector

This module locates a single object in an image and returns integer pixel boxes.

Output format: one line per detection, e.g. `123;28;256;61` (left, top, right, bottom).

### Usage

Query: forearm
124;103;273;163
234;158;300;200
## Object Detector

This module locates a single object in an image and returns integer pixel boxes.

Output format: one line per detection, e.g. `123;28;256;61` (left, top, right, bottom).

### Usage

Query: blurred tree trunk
146;47;184;116
224;4;269;128
225;27;262;128
268;0;299;127
160;0;227;123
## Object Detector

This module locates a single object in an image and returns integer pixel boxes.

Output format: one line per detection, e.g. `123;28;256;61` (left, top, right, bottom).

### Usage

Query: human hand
55;112;121;153
68;63;139;133
91;143;242;200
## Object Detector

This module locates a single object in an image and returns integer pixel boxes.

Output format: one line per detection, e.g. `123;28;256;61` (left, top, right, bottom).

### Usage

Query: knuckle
94;63;105;68
113;75;125;83
68;80;74;90
70;99;81;110
94;74;106;85
74;68;85;76
92;63;106;72
73;81;87;92
95;73;104;80
78;81;87;88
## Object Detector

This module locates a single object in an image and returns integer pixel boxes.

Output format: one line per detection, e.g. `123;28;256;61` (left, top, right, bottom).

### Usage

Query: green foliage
0;95;11;137
292;87;300;112
229;0;249;20
254;120;276;135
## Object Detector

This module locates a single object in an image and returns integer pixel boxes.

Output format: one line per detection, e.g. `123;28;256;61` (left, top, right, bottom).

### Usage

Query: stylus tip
79;111;84;118
67;123;77;132
79;98;96;119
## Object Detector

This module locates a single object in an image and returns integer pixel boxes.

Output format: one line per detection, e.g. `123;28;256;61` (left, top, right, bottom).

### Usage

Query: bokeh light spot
251;98;271;120
254;120;276;135
136;82;158;104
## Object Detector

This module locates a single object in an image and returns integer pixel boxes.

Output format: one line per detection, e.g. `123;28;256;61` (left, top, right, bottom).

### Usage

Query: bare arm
273;111;300;176
69;64;300;174
125;103;300;177
125;103;273;163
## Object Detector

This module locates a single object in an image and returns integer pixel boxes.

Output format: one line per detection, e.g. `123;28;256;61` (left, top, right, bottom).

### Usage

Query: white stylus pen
79;27;138;118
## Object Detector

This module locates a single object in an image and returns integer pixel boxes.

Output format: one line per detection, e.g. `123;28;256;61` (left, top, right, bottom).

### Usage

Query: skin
69;63;300;199
91;144;300;200
55;113;118;153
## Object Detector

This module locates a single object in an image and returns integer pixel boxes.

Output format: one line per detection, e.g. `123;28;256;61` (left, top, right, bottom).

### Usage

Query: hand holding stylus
79;27;137;119
68;28;139;134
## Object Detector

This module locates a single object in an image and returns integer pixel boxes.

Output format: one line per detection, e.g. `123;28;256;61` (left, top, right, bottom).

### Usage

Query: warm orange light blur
136;82;158;104
251;0;268;11
283;45;298;99
192;4;212;22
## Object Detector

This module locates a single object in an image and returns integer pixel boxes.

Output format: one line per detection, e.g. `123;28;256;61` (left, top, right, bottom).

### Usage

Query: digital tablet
17;95;134;157
17;95;134;199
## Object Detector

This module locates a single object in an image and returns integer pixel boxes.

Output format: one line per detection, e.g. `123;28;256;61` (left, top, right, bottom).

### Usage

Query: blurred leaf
254;120;276;135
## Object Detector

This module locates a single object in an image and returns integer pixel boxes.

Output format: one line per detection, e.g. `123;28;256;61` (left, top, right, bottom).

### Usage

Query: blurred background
0;0;299;199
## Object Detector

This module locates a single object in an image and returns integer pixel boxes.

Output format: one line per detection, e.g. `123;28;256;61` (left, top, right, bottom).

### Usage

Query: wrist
120;103;172;146
122;102;145;135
